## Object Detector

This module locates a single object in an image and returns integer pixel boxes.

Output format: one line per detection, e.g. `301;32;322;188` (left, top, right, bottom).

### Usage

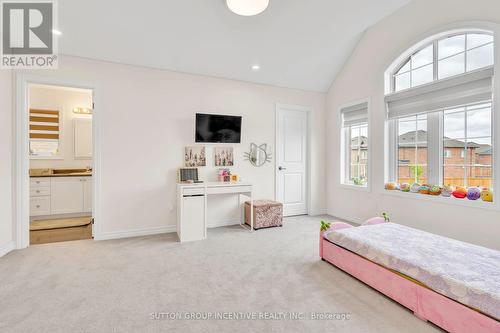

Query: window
349;124;368;185
397;115;428;184
29;109;61;158
385;29;494;202
393;33;493;92
443;103;492;188
341;102;369;187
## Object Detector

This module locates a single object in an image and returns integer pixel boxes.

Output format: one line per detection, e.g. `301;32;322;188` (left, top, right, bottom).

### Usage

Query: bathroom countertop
30;172;92;178
29;168;92;178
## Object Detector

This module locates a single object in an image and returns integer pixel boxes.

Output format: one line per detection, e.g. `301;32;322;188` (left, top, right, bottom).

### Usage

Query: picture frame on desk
178;167;199;183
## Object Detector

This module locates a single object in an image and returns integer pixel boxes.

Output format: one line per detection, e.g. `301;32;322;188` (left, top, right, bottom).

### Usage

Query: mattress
325;223;500;321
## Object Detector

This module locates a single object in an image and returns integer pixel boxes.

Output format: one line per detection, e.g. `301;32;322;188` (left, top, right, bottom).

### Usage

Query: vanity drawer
31;178;50;188
30;187;51;197
30;196;51;216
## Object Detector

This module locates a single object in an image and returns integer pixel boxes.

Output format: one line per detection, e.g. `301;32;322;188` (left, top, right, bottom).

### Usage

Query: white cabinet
30;176;92;217
50;177;86;214
74;119;92;159
177;185;206;242
83;178;92;212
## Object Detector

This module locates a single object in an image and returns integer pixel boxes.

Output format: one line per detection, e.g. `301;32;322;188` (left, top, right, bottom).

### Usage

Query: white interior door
276;105;308;216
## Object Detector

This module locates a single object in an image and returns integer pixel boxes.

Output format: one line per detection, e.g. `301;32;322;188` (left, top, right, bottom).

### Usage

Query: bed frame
319;220;500;333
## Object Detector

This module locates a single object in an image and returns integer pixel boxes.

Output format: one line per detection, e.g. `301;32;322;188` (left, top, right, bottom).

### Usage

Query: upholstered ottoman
245;200;283;230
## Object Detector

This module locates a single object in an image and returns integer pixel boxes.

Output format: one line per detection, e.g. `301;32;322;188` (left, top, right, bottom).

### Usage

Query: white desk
177;182;253;242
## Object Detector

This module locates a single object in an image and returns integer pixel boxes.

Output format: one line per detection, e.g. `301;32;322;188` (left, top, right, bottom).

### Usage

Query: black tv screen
195;113;242;143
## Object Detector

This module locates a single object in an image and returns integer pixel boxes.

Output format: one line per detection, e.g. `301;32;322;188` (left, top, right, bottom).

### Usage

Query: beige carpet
0;215;442;333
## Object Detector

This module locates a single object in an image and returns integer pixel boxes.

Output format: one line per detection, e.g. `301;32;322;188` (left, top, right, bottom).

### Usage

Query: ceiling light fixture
226;0;269;16
251;64;261;71
52;29;62;35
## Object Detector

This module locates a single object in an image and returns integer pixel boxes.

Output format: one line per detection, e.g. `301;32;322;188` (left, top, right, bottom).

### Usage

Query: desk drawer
31;178;50;187
182;187;205;196
207;185;252;195
30;187;51;197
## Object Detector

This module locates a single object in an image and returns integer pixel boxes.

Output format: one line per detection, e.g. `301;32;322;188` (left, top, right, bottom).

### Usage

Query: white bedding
325;223;500;320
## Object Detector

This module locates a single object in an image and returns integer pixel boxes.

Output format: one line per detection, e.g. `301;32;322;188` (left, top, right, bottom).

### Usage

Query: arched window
385;29;495;202
391;32;494;92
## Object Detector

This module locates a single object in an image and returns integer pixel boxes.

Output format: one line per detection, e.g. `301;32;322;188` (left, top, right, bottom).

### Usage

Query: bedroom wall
0;55;326;249
0;70;14;256
326;0;500;250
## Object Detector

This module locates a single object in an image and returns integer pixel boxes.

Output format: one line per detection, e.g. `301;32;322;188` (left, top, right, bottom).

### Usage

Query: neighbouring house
352;130;492;187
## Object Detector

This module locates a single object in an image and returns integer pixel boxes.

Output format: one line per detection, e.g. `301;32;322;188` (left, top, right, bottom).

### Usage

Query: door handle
278;166;287;171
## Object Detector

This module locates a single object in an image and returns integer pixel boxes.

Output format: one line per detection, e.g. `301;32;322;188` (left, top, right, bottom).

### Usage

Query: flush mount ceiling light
226;0;269;16
251;64;260;71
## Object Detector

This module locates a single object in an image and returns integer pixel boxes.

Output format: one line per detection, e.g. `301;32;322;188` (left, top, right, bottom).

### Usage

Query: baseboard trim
95;225;177;241
0;241;16;257
326;212;363;225
207;218;241;228
309;208;328;216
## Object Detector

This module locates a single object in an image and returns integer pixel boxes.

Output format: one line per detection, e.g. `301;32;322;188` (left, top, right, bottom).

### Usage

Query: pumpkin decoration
385;182;399;190
429;185;442;196
418;184;430;195
410;183;421;193
480;188;493;202
452;187;467;199
400;183;410;192
441;185;454;197
466;187;481;200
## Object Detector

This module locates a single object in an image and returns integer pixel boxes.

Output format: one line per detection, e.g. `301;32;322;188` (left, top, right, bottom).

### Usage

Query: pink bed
319;219;500;333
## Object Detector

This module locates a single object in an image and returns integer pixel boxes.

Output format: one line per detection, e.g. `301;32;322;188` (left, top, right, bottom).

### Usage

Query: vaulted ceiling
58;0;411;92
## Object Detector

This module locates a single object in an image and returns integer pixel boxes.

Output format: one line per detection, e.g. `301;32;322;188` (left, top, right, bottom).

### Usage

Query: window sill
380;189;498;210
340;183;371;192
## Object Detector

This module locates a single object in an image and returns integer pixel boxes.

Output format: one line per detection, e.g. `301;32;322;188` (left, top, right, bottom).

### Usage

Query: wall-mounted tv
195;113;242;143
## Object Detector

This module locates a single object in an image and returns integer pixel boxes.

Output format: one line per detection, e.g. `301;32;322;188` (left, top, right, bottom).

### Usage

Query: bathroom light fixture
52;29;62;35
73;107;92;115
226;0;269;16
251;64;261;71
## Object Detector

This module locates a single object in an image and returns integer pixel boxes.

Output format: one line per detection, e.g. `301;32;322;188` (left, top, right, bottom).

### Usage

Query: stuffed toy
320;220;331;232
452;187;467;199
441;185;454;197
418;184;430;195
400;183;410;192
467;187;481;200
385;182;399;190
429;185;442;196
480;188;493;202
410;183;421;193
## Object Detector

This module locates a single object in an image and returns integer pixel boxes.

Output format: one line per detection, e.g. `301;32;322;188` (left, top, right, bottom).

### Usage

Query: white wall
326;0;500;250
0;70;14;255
29;85;93;169
0;55;325;249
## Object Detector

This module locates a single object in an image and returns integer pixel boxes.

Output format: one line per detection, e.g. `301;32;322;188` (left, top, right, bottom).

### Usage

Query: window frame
340;99;371;191
387;101;494;206
391;31;494;93
384;25;500;210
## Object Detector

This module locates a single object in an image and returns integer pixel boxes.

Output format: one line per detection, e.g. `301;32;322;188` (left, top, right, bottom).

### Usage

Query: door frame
14;73;101;249
275;103;312;216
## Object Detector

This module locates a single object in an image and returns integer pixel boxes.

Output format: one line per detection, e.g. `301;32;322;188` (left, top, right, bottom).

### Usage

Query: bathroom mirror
244;143;272;167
